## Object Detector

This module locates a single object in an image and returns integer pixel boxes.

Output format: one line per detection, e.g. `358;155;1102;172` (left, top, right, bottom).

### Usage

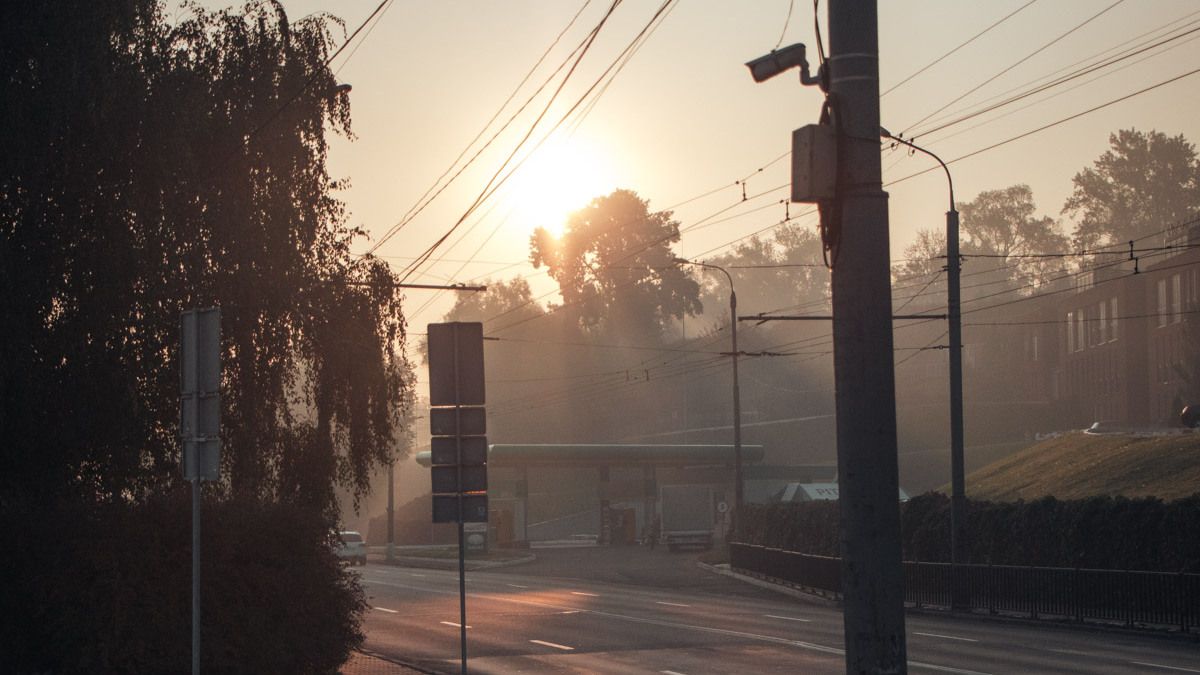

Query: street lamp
675;257;743;541
881;128;967;605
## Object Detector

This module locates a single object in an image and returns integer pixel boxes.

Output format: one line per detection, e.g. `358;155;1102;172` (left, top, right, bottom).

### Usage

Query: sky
193;0;1200;368
181;0;1200;522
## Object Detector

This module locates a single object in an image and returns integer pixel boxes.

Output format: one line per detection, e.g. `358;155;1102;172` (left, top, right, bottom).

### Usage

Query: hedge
1;490;365;673
739;492;1200;572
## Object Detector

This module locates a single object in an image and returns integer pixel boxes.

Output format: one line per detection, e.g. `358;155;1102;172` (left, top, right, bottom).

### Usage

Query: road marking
530;639;574;651
913;631;978;643
661;671;688;675
408;573;426;577
507;583;529;589
765;614;811;622
363;579;989;675
559;610;581;614
373;606;399;614
1131;662;1200;673
440;621;471;629
656;601;691;607
571;591;599;597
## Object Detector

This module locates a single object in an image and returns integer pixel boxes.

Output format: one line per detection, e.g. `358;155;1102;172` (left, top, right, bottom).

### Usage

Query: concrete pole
730;288;743;541
947;209;967;586
387;460;396;562
827;1;908;672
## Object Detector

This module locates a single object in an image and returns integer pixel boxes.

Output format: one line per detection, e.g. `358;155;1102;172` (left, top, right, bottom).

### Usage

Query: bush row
1;490;364;673
739;492;1200;572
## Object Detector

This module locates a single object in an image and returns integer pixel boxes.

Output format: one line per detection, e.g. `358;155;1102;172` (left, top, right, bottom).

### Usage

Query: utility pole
386;459;396;563
828;1;908;672
881;129;966;607
675;258;744;540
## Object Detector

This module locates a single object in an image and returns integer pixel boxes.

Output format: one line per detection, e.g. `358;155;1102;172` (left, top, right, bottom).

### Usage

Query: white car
336;530;367;566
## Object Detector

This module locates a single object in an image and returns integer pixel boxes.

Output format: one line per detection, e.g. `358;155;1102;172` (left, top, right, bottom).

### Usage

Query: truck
659;484;714;551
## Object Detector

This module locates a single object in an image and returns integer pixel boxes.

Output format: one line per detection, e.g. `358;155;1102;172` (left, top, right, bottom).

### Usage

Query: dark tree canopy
530;189;700;341
1063;129;1200;249
958;184;1068;292
0;1;412;516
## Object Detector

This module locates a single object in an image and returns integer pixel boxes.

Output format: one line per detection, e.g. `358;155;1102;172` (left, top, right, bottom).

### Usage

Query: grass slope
965;431;1200;501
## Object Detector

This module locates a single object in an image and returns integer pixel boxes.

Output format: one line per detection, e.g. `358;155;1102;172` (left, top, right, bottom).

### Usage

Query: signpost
181;307;220;675
427;322;487;675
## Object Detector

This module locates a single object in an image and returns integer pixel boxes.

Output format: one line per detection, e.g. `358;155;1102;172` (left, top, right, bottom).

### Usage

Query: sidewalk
341;650;435;675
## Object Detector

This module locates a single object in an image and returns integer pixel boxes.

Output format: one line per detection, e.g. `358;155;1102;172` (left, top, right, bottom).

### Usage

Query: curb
697;561;841;607
377;553;536;571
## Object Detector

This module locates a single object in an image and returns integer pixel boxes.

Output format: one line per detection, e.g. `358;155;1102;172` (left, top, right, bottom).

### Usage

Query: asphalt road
358;547;1199;674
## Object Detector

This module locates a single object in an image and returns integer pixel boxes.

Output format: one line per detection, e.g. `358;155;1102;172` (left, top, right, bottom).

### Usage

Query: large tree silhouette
1064;129;1200;249
0;1;413;514
530;189;700;342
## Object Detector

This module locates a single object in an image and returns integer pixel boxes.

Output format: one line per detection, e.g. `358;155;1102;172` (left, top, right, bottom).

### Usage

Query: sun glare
505;138;615;239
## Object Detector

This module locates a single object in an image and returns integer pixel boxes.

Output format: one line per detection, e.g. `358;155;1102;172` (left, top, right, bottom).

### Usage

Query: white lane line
559;610;581;614
913;631;978;643
408;573;426;577
440;621;471;629
765;614;811;623
373;606;399;614
530;639;574;651
363;579;988;675
507;583;529;589
661;671;688;675
656;601;691;607
1131;662;1200;673
570;591;599;597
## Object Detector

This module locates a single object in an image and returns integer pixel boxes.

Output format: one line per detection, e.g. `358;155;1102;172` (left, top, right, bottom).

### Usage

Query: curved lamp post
675;257;743;540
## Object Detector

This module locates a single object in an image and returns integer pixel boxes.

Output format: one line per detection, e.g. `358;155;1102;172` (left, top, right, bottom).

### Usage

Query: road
358;547;1199;674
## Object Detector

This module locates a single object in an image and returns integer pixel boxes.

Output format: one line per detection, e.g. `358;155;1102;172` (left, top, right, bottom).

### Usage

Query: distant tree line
740;492;1200;573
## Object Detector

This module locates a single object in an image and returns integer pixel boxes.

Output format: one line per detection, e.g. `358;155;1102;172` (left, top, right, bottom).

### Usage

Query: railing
730;543;1200;634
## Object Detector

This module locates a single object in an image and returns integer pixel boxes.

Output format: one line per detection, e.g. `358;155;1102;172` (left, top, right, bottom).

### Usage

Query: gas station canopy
415;443;765;468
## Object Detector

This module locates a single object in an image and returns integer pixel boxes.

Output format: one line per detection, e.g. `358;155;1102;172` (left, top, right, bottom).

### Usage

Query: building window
1032;334;1040;361
1066;311;1075;353
1158;279;1169;327
1109;297;1118;342
1077;310;1086;351
1098;301;1107;343
1172;273;1182;323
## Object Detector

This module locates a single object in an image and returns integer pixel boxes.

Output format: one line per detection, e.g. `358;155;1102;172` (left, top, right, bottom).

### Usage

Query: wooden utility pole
827;1;908;672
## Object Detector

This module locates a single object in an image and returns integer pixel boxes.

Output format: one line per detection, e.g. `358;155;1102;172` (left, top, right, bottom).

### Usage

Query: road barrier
730;543;1200;634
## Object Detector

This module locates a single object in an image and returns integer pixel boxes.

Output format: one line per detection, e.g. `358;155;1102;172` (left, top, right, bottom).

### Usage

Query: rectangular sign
428;322;485;406
433;494;488;524
431;465;488;494
430;436;488;466
181;308;221;481
430;406;486;436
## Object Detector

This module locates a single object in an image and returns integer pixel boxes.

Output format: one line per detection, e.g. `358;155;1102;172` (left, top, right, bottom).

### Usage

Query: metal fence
730;543;1200;633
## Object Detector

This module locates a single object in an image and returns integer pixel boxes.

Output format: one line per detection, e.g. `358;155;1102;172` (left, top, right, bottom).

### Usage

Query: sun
504;137;615;238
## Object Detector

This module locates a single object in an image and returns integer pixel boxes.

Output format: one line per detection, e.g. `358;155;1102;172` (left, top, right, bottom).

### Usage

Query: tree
1063;129;1200;249
958;184;1068;293
442;276;544;327
530;189;700;341
2;1;408;667
703;222;827;321
0;1;412;513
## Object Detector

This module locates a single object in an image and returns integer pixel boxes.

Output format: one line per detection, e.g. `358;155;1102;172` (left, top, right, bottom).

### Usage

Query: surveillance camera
745;43;809;83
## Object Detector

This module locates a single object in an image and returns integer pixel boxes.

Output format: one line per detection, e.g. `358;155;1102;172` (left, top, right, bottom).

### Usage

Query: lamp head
745;43;809;83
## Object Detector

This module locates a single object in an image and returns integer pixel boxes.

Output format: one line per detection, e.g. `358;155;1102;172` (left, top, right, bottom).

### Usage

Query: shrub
1;490;364;673
738;492;1200;572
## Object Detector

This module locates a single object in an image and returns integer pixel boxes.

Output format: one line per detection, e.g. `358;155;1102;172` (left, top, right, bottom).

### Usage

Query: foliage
0;1;413;513
957;184;1068;292
739;492;1200;572
1063;129;1200;249
0;491;364;673
702;223;827;321
1;2;406;668
530;189;700;342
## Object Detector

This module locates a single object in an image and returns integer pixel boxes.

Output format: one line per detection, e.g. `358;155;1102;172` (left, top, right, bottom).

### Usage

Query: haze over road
358;548;1200;674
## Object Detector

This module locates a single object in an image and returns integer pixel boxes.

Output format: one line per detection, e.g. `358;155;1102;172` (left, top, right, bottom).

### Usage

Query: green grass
964;431;1200;501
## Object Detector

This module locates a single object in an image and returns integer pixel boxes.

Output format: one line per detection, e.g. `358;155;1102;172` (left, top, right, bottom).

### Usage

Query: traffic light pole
827;0;908;671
